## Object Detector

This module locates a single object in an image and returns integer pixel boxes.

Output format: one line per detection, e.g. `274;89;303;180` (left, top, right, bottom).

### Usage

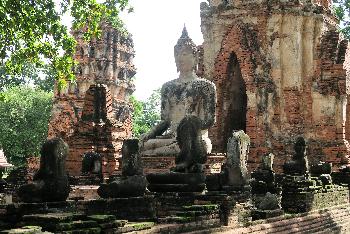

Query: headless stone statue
18;138;70;203
283;137;310;176
82;152;102;175
140;26;216;157
98;139;147;198
221;130;250;188
172;115;207;173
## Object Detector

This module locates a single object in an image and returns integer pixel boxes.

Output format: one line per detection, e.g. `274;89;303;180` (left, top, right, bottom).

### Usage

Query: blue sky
121;0;204;100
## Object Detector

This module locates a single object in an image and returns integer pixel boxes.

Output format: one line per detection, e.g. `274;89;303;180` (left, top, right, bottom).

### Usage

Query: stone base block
147;172;206;193
147;172;205;184
251;209;284;220
148;184;206;193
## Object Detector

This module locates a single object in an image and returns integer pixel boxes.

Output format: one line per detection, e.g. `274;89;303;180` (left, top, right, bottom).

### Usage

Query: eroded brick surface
201;0;350;172
47;22;135;176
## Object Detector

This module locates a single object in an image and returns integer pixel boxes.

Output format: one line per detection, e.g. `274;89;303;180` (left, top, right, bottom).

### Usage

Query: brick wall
201;0;350;172
47;22;135;176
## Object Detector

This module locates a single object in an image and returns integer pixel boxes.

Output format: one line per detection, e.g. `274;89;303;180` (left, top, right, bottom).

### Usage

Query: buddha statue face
174;26;198;75
175;47;196;74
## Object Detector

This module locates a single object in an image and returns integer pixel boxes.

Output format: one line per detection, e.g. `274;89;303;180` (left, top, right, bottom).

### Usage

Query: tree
0;86;53;166
0;0;131;88
131;89;161;137
0;63;55;92
333;1;350;38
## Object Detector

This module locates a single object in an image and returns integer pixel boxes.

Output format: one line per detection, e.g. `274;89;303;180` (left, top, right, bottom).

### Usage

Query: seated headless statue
140;27;216;156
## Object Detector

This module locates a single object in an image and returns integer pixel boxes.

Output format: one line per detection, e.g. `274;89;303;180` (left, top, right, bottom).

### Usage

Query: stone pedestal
97;139;148;198
147;172;206;193
281;175;349;213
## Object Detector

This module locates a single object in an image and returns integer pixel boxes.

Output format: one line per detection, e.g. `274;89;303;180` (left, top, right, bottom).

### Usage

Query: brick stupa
48;22;136;176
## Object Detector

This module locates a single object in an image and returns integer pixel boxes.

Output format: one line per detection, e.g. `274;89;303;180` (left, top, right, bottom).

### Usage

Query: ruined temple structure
47;22;136;176
200;0;350;171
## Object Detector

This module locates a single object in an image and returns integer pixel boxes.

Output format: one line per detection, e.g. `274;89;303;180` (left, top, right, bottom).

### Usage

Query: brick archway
209;23;260;153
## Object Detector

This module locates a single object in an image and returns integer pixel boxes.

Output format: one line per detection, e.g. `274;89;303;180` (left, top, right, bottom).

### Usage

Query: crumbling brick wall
47;22;136;176
201;0;349;172
66;84;124;177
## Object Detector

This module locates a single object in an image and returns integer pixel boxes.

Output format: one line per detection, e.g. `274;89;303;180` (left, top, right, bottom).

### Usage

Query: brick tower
47;22;136;176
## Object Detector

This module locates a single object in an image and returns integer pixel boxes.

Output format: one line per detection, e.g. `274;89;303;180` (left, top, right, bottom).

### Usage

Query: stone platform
142;153;226;174
282;176;349;213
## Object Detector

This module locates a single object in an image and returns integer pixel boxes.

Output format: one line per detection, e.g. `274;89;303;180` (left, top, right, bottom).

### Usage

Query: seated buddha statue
140;26;216;159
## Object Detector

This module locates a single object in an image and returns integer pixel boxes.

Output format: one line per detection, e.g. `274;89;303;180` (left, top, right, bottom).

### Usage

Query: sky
121;0;205;100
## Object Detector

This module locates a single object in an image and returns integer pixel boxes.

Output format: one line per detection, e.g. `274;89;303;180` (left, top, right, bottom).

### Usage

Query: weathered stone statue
310;161;333;185
98;139;148;198
251;153;276;194
283;137;310;175
82;152;102;175
17;138;70;203
140;26;216;158
145;27;216;193
220;130;250;189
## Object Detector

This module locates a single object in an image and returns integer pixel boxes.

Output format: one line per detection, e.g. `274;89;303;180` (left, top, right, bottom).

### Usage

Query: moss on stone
0;226;42;234
182;204;219;211
61;227;101;234
125;222;154;230
22;212;85;224
87;214;116;223
98;220;128;229
54;220;98;231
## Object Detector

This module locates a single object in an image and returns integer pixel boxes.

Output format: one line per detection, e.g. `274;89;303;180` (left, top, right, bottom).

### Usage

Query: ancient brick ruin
47;22;136;176
201;0;350;172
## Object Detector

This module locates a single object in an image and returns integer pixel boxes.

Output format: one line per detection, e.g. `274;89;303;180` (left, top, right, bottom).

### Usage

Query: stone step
144;218;221;234
236;206;350;234
265;210;350;234
182;204;220;212
254;207;350;234
104;222;155;234
51;220;99;232
286;208;350;233
58;227;101;234
298;214;350;234
0;226;45;234
316;220;350;234
157;213;220;224
22;212;86;224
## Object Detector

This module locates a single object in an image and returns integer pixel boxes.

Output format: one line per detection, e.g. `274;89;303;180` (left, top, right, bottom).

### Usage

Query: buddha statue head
174;26;198;74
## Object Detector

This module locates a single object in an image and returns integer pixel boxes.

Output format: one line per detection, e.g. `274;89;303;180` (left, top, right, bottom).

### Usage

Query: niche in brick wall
222;52;247;151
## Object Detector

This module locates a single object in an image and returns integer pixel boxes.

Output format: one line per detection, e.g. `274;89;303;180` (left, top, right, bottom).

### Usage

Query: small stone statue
98;139;148;198
121;139;143;177
220;130;250;188
310;161;333;185
18;138;70;203
262;153;274;171
140;26;216;157
283;137;310;176
251;153;276;194
82;152;102;174
256;192;281;210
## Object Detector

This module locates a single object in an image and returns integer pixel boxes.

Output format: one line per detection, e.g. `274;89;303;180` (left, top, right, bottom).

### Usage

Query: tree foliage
0;86;53;166
333;0;350;39
0;63;55;92
131;89;161;138
0;0;130;88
